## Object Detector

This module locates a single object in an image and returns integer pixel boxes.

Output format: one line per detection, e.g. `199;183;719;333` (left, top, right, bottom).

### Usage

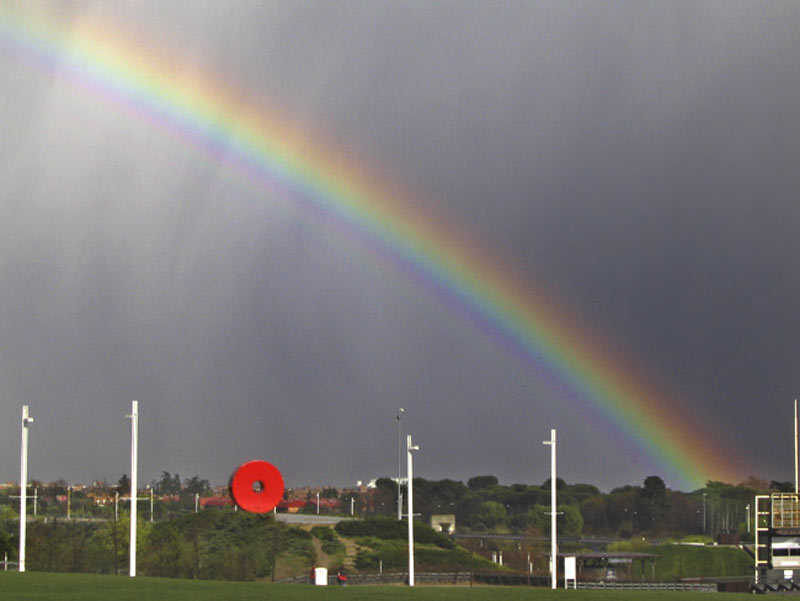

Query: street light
126;400;139;577
406;434;419;586
746;503;751;534
542;429;557;590
19;405;34;573
397;408;404;521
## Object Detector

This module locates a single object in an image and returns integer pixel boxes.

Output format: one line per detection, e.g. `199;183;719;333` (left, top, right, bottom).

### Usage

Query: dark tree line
366;474;773;539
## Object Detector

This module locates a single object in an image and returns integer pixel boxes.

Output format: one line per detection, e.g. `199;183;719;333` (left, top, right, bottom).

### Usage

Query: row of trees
363;474;779;539
0;471;213;522
1;471;785;541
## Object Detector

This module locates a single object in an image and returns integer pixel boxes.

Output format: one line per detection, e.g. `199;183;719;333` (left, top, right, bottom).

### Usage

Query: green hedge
335;517;453;548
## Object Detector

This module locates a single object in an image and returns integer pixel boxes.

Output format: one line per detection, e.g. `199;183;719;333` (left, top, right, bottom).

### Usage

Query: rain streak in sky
0;1;799;491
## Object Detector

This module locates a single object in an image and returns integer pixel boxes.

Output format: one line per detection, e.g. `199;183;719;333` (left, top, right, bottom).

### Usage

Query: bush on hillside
335;517;453;548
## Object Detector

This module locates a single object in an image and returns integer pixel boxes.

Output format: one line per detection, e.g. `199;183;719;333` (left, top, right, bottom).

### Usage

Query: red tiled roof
200;496;233;507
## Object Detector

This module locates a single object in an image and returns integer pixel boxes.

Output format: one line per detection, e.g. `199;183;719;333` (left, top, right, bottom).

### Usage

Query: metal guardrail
278;572;475;586
453;532;619;545
578;581;717;592
282;571;721;590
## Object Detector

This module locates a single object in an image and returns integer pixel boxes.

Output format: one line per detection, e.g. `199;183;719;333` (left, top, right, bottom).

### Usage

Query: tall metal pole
543;429;557;589
19;405;33;573
127;400;138;577
406;434;419;586
397;408;404;520
794;399;798;495
746;503;751;534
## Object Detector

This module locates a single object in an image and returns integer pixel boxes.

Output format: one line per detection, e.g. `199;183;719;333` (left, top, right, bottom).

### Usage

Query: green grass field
0;572;748;601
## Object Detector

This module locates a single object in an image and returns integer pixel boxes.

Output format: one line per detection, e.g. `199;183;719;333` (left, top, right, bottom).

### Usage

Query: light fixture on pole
397;408;404;521
406;434;419;586
542;428;557;590
126;400;139;577
746;503;751;534
18;405;33;573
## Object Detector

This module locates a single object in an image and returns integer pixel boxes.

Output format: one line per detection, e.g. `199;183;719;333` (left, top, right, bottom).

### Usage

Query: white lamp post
543;429;557;589
746;503;751;534
406;434;419;586
794;399;798;494
397;408;404;521
19;405;33;572
126;400;139;577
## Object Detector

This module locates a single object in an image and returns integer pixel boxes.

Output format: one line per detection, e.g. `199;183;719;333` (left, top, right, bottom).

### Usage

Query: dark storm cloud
0;1;798;491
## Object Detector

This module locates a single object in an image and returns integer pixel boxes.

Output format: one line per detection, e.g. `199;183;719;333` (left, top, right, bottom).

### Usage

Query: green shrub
310;526;335;541
336;517;453;548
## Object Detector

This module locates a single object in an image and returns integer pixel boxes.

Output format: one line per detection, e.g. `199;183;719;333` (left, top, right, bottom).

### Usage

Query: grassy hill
649;544;752;581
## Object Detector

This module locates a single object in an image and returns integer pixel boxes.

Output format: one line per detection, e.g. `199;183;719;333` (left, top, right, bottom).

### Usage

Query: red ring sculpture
229;460;284;513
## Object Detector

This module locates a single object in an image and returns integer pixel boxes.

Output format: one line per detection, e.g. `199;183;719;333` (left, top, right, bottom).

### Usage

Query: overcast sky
0;1;799;492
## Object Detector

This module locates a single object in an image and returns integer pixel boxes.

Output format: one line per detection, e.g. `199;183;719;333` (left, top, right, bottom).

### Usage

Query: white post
406;434;419;586
33;488;38;518
543;428;557;589
746;503;751;534
350;496;355;516
316;492;320;515
795;399;798;495
127;400;138;577
19;405;33;573
195;493;199;513
397;408;404;520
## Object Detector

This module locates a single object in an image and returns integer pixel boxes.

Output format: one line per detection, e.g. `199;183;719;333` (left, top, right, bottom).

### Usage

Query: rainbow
0;7;742;490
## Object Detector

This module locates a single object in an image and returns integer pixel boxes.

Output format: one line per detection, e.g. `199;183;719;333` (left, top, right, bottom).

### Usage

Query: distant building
278;500;307;513
199;496;232;508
